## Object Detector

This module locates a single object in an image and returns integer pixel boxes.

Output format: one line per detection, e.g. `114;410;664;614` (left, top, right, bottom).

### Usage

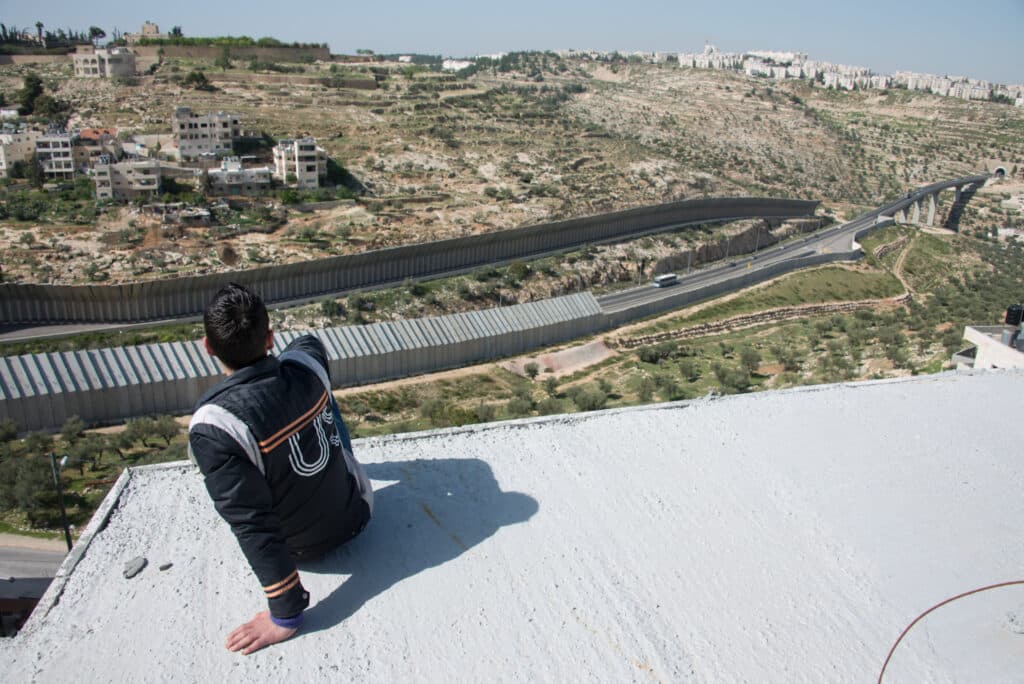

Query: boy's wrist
269;612;304;630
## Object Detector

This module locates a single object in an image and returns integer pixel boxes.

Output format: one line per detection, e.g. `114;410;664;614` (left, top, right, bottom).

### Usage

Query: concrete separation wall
0;197;817;325
0;293;605;432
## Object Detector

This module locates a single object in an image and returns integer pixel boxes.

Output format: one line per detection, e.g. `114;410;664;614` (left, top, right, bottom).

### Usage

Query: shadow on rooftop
298;457;538;634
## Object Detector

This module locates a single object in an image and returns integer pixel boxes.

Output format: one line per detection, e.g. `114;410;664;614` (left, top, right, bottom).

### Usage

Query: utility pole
49;454;73;552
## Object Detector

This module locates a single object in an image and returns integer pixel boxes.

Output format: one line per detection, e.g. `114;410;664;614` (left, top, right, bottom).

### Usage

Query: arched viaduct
884;174;988;230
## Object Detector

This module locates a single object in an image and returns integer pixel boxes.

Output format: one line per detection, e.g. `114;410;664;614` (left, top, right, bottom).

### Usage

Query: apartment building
207;157;272;196
93;156;161;202
35;131;75;180
0;129;41;178
272;137;327;189
174;107;242;162
72;45;136;79
72;128;121;172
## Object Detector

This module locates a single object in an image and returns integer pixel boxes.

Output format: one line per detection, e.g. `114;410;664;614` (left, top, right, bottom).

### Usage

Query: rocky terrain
1;53;1021;293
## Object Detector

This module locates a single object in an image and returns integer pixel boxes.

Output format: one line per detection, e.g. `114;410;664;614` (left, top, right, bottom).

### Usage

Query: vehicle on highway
652;273;679;288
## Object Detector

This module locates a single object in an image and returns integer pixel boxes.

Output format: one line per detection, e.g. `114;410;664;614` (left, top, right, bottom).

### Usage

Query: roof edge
18;462;187;635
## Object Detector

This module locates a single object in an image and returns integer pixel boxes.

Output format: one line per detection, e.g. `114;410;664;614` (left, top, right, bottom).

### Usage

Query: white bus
653;273;679;288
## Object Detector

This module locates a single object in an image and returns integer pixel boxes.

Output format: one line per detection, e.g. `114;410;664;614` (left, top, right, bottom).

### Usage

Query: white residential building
0;129;41;178
72;45;136;79
173;107;242;162
273;137;327;190
35;131;75;180
207;157;273;196
93;156;161;202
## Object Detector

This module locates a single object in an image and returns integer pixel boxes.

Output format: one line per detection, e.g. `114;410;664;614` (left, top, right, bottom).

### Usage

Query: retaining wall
0;54;71;65
0;197;817;325
132;45;331;62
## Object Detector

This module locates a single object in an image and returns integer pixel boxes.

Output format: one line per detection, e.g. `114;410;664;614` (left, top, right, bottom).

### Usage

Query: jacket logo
287;408;332;476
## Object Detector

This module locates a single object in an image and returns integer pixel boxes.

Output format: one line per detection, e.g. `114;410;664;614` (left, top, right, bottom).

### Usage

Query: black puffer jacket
189;335;372;619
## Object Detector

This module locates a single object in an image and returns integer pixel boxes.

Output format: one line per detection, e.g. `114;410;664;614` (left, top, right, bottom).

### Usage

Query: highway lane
597;174;987;314
0;545;66;579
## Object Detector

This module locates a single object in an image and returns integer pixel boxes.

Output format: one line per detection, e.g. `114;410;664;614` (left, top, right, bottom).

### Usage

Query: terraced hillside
0;52;1020;291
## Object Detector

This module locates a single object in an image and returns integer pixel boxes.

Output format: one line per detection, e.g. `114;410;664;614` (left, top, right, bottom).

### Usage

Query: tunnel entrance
994;167;1007;179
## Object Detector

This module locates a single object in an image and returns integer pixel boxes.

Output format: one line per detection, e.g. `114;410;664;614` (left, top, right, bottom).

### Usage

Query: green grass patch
857;225;909;255
900;234;956;292
640;266;904;334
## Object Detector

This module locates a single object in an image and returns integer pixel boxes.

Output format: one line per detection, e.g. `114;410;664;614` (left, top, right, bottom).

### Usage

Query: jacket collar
195;354;279;409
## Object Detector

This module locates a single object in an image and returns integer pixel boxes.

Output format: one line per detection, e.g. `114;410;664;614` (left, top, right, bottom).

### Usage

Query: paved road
598;174;987;313
0;546;66;579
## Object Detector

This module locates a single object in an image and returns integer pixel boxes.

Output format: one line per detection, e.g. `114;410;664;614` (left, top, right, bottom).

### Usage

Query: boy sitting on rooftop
188;282;373;654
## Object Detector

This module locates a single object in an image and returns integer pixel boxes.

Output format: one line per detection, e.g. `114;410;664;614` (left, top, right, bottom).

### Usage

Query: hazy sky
4;0;1022;83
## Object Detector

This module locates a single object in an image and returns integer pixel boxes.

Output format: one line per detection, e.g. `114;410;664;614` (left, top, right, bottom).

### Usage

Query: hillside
0;52;1021;290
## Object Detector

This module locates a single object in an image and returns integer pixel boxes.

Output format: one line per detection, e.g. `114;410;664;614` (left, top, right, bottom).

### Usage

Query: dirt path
892;234;916;296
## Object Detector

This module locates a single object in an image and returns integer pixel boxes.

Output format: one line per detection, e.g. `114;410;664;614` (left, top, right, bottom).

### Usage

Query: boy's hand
225;611;297;655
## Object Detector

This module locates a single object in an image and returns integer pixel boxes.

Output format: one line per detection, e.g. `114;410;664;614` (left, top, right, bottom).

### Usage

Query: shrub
536;397;565;415
60;415;85;445
637;341;679;364
739;346;762;373
712;363;750;393
678;359;700;382
572;385;607;412
474;403;497;423
0;418;19;443
637;376;655;402
319;298;346;318
524;362;540;379
506;397;534;417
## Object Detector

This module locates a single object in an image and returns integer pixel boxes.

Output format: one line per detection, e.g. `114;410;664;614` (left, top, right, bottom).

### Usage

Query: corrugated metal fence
1;293;606;432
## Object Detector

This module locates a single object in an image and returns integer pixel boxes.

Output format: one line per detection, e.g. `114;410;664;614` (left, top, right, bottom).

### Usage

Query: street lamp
48;453;73;552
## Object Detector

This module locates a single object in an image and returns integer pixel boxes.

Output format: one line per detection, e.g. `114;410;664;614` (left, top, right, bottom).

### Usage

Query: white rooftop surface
5;370;1024;682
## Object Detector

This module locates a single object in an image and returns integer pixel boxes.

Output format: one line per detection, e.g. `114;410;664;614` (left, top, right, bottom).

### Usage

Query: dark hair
203;283;269;370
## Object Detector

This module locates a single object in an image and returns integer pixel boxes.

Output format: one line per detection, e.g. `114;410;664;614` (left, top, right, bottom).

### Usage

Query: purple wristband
269;612;305;629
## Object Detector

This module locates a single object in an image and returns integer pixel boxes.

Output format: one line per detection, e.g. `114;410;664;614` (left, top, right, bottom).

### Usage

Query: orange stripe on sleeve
265;575;301;599
262;570;298;594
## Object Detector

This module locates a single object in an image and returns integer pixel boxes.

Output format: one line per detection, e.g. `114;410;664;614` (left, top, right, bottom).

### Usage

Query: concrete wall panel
0;198;818;324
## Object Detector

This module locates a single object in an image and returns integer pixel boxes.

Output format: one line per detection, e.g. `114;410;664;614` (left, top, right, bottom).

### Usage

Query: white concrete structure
273;137;326;189
92;157;161;202
954;325;1024;369
441;59;474;72
0;108;20;120
207;157;273;196
0;129;41;178
5;371;1024;681
35;131;74;180
173;107;242;162
72;45;136;79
